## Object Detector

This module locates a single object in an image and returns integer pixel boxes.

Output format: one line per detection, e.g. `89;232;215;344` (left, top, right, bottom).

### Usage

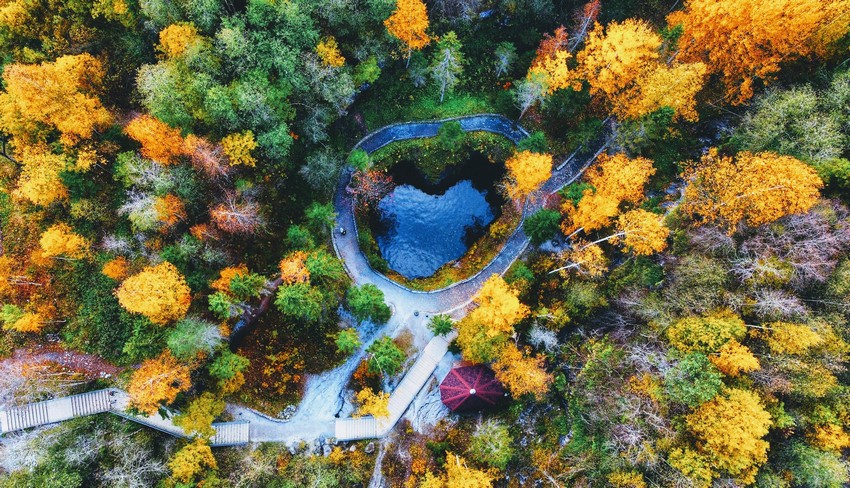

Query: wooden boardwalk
1;331;454;446
335;333;454;441
0;388;249;447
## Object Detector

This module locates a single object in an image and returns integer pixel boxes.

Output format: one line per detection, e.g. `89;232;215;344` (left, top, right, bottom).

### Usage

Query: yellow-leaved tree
116;262;191;325
492;343;552;399
39;224;90;259
316;36;345;67
504;150;552;201
528;50;579;95
12;145;69;206
457;274;529;364
709;340;760;377
168;438;217;483
384;0;430;61
762;322;823;355
221;130;257;167
668;0;850;104
680;149;823;233
127;351;192;415
354;388;390;418
561;153;655;234
666;310;747;354
465;274;529;337
621;62;708;122
158;22;205;58
444;453;494;487
576;20;660;112
551;242;609;277
124;115;186;165
685;388;772;484
610;209;669;256
174;392;225;439
0;53;112;145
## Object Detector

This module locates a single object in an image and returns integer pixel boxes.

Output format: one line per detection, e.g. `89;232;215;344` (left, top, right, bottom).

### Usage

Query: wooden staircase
0;389;249;447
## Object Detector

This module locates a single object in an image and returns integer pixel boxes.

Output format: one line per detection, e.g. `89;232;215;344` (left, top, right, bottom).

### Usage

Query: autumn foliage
354;388;390;418
221;130;257;167
561;153;655;234
573;19;707;121
681;149;823;233
124;115;186;165
669;0;850;104
384;0;430;56
128;351;192;415
0;54;112;145
316;36;346;68
12;145;69;205
504;150;552;201
39;223;90;259
612;209;669;256
492;343;551;399
116;261;191;325
158;22;204;58
168;438;217;483
685;388;772;483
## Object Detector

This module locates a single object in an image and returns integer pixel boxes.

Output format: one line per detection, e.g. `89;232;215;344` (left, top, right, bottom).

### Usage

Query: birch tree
430;31;464;103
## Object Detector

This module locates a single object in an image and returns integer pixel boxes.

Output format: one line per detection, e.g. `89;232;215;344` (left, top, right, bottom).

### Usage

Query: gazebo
439;365;506;412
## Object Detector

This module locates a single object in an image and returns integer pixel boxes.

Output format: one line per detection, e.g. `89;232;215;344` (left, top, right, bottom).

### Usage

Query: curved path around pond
332;113;602;315
0;114;607;448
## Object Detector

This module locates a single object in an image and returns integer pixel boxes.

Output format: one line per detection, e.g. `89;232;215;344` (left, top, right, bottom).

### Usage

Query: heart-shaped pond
371;153;505;279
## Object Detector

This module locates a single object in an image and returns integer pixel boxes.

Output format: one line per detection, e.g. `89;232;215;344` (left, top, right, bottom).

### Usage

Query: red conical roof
439;365;506;412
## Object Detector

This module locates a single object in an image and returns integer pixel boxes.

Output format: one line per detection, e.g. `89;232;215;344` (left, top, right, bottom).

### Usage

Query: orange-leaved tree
384;0;430;62
128;350;192;415
680;149;823;233
504;150;552;201
669;0;850;104
0;53;112;145
709;340;760;377
116;261;191;325
124;114;186;165
152;194;187;229
279;251;310;285
561;153;655;235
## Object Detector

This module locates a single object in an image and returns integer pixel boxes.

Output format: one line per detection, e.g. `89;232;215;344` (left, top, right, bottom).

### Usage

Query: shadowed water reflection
372;153;505;279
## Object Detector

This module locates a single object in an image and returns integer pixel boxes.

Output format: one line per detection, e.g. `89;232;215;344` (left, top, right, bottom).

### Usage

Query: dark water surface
372;153;505;279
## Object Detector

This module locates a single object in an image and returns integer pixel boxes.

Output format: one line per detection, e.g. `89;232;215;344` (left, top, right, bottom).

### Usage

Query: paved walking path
0;114;606;447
